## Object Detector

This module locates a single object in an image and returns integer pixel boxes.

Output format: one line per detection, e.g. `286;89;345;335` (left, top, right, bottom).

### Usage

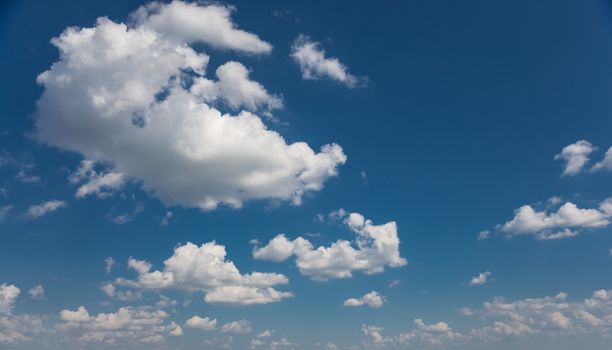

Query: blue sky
1;0;612;349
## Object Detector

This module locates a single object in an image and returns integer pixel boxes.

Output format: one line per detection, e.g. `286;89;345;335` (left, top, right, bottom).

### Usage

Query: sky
1;0;612;349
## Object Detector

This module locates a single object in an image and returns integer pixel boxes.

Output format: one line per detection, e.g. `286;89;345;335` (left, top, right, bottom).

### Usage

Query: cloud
469;271;492;286
290;35;362;87
253;211;407;281
27;285;45;300
191;61;282;113
131;1;272;54
343;291;384;308
592;146;612;171
0;315;45;344
554;140;595;176
104;257;115;274
160;211;173;226
0;284;20;314
69;160;125;199
221;320;252;334
34;2;346;211
185;316;217;331
500;199;612;239
0;205;12;221
114;241;293;305
25;200;67;218
58;305;176;344
477;230;490;240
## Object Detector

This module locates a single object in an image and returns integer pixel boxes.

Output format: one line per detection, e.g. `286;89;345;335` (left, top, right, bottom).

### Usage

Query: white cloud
25;200;67;218
343;291;384;308
131;1;272;54
160;211;173;226
592;146;612;171
0;205;12;221
104;257;115;274
27;285;45;300
477;230;490;240
257;330;273;338
500;199;612;239
35;2;345;211
221;320;252;334
0;315;45;344
253;212;407;281
58;305;175;344
469;271;492;286
185;316;217;331
554;140;595;176
191;61;282;113
100;283;142;301
291;35;362;87
69;160;125;199
115;241;292;305
0;284;20;314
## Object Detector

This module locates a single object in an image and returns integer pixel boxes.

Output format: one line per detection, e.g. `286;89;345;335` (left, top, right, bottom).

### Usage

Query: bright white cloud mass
554;140;595;176
113;241;293;305
499;198;612;240
253;211;407;281
291;35;362;87
344;291;385;308
35;0;346;211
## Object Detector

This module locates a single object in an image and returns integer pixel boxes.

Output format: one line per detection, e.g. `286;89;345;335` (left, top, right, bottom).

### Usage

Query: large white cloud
114;241;293;305
58;305;180;344
290;35;362;87
500;199;612;240
0;284;20;314
35;1;346;210
554;140;596;176
253;212;407;281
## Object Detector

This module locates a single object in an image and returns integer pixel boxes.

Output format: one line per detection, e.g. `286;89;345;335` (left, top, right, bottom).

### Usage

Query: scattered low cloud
344;291;384;308
185;315;217;331
291;35;363;88
469;271;492;286
253;211;407;281
0;284;20;314
221;320;252;334
27;285;45;300
554;140;595;176
25;200;67;218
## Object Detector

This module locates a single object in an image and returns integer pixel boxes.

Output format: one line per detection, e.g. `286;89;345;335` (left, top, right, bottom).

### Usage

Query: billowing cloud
25;200;67;218
58;305;177;344
114;241;293;305
221;320;252;334
291;35;362;87
344;291;384;308
554;140;595;176
500;199;612;240
185;316;217;331
592;146;612;172
0;284;20;314
469;271;492;286
27;285;45;300
253;212;407;281
35;1;346;211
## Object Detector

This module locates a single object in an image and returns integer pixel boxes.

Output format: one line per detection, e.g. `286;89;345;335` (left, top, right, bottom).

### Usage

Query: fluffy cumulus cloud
362;320;464;347
554;140;596;176
469;271;492;286
58;305;179;344
253;211;407;281
290;35;362;87
221;320;252;334
0;284;20;314
592;146;612;171
500;199;612;240
27;285;45;300
25;200;67;218
343;291;384;308
35;1;346;211
114;241;293;305
185;315;217;331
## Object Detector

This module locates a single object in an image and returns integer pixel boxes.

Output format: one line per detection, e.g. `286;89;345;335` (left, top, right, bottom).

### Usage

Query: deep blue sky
1;1;612;349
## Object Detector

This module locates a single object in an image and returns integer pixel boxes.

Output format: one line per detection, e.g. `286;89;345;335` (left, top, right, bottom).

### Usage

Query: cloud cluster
500;199;612;240
343;291;384;308
291;35;362;87
253;212;407;281
0;284;20;314
58;305;180;344
554;140;596;176
114;241;293;305
35;1;346;211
